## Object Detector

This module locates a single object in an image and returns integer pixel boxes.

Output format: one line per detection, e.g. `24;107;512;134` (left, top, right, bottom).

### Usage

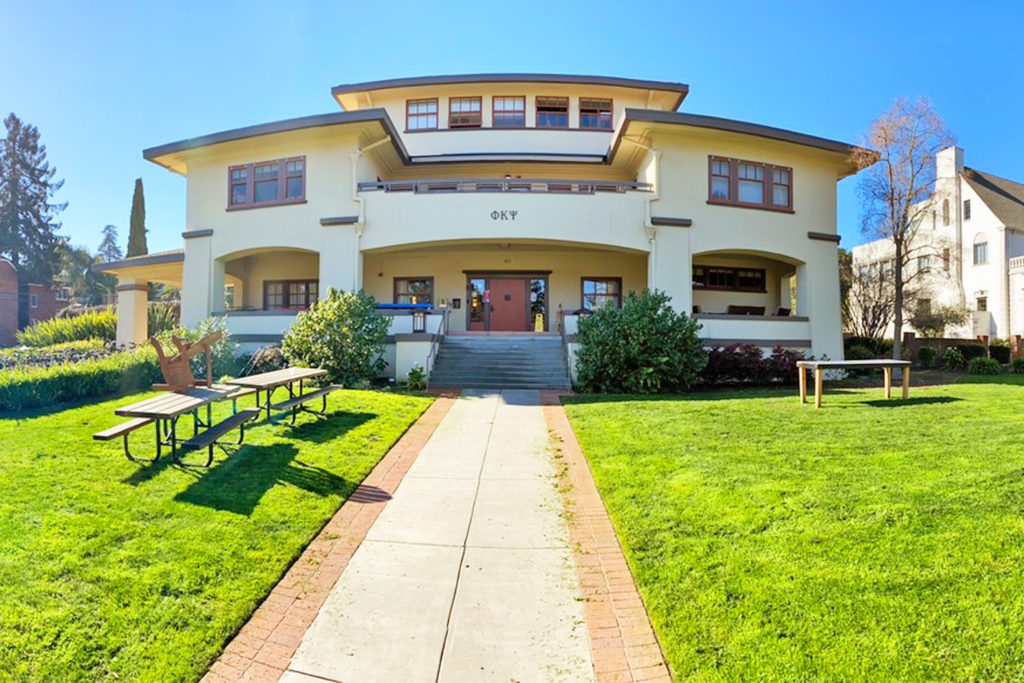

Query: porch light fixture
413;310;426;334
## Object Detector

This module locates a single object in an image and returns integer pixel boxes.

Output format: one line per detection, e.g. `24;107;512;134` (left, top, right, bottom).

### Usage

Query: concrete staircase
428;335;572;390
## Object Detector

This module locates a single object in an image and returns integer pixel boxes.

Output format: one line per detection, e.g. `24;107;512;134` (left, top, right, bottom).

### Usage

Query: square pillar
181;233;213;327
320;226;361;294
647;226;692;314
115;278;148;347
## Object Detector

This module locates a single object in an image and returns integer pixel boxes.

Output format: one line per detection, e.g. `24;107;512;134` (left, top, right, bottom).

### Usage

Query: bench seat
182;408;260;450
269;385;339;413
93;417;154;441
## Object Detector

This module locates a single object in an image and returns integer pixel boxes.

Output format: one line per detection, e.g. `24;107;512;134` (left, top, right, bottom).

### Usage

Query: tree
97;224;122;263
0;113;65;284
852;98;955;359
847;265;895;340
127;178;147;257
838;247;854;332
56;242;113;306
907;300;969;338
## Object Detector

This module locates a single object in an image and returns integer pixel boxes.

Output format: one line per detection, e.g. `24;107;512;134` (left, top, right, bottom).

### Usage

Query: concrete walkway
282;390;594;683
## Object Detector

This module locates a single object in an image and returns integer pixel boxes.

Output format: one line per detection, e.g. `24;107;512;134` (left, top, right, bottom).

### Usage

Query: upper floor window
581;277;622;311
708;156;793;211
918;255;931;273
964;199;972;220
228;157;305;210
493;96;525;128
394;277;434;305
942;198;950;225
264;279;318;310
55;286;70;301
580;98;613;129
536;96;568;128
407;98;438;130
449;97;482;128
974;241;988;265
29;293;38;308
977;296;988;312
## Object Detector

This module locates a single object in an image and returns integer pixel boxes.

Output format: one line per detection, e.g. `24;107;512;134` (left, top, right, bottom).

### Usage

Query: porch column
802;244;844;359
115;278;148;347
181;231;213;327
647;226;692;314
320;225;361;293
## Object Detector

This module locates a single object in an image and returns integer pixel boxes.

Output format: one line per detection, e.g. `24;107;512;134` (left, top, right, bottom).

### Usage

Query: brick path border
203;396;456;682
541;391;672;682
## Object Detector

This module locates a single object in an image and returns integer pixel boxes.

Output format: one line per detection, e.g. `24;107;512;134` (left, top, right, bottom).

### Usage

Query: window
55;287;70;301
692;266;766;292
878;259;895;281
918;255;931;273
536;96;568;128
707;156;793;211
917;298;931;315
493;96;525;128
448;97;482;128
977;296;988;312
942;198;950;225
394;277;434;305
943;247;951;272
263;279;318;310
580;98;613;129
406;98;438;130
964;199;972;220
581;277;622;311
29;294;38;308
228;156;306;209
858;265;869;279
974;241;988;265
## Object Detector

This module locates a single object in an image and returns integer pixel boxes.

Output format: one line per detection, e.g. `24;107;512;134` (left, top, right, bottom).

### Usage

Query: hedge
16;310;117;347
0;339;110;370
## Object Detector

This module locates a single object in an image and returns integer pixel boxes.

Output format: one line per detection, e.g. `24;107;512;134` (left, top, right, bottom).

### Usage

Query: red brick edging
541;392;672;683
203;396;456;682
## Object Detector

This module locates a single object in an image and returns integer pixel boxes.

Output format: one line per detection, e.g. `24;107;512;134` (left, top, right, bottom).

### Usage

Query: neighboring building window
878;259;895;281
581;277;622;311
55;287;70;301
707;156;793;211
964;199;971;220
917;298;931;315
692;266;766;292
263;279;318;310
29;293;38;308
977;296;988;312
579;98;613;129
448;97;482;128
406;98;438;130
228;157;305;209
942;198;950;225
943;248;951;272
858;265;868;279
918;255;931;273
493;96;525;128
536;96;569;128
974;241;988;265
394;277;434;305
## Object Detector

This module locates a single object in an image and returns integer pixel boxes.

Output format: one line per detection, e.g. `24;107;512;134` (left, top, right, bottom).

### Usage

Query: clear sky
1;0;1021;256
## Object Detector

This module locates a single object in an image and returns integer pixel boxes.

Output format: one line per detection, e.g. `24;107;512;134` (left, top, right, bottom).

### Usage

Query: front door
488;278;529;331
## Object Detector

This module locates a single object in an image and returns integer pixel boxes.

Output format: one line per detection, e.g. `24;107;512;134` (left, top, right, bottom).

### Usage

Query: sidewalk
282;390;594;682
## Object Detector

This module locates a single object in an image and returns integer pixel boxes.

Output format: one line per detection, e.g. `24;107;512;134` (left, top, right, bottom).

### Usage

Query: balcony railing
357;178;652;195
1010;256;1024;271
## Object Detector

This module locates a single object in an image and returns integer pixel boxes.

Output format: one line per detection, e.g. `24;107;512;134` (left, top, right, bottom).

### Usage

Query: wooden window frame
580;276;623;311
536;96;569;129
579;98;613;130
262;279;319;311
448;96;482;129
707;156;794;213
393;276;435;305
492;95;526;128
406;98;439;131
227;156;306;211
692;265;767;293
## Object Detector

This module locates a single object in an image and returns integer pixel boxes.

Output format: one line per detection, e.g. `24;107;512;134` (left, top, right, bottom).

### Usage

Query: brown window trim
448;96;482;129
707;156;794;213
227;156;306;211
536;96;569;129
262;279;319;311
492;95;526;129
393;276;435;304
692;265;767;293
406;98;439;132
580;276;623;310
579;97;613;130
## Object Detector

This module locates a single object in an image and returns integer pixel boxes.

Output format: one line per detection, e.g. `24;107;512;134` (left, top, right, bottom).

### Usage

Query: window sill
226;199;307;212
707;200;794;214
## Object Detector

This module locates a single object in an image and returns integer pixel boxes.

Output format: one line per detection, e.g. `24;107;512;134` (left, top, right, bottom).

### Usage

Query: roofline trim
91;250;184;274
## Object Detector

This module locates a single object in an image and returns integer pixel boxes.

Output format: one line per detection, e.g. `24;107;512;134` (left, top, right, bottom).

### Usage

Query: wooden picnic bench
797;359;912;408
225;367;339;425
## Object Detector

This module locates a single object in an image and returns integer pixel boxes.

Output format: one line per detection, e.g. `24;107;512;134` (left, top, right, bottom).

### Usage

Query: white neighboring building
852;146;1024;340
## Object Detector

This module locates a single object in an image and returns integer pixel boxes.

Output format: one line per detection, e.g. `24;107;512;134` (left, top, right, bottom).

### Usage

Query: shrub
917;346;937;368
944;347;966;370
16;309;117;346
990;345;1011;364
844;336;893;357
767;346;805;384
282;289;390;387
845;344;875;361
1011;357;1024;374
699;344;804;385
968;357;1002;375
239;346;287;377
958;343;988;362
406;364;426;391
148;301;180;337
575;289;706;393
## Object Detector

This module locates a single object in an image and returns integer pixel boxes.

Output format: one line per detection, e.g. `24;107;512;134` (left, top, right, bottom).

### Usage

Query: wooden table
797;359;912;408
224;367;329;423
116;386;235;461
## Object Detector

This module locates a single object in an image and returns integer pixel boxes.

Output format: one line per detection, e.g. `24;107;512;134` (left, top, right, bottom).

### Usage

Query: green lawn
565;377;1024;681
0;389;431;681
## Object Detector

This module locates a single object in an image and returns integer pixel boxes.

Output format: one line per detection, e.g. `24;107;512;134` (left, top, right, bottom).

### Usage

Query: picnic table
797;359;912;408
224;367;336;424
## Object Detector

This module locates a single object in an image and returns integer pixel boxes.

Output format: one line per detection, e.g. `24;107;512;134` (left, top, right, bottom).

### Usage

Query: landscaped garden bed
564;376;1024;679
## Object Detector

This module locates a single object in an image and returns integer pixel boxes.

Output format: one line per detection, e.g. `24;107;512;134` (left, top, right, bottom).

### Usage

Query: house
852;146;1024;340
0;258;71;347
97;73;863;383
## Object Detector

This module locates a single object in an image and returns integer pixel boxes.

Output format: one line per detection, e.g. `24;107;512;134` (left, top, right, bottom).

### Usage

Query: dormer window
536;97;568;128
407;99;438;130
580;98;613;129
449;97;482;128
493;96;525;128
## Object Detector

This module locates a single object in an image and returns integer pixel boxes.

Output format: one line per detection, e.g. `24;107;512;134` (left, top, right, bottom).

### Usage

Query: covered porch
95;250;185;347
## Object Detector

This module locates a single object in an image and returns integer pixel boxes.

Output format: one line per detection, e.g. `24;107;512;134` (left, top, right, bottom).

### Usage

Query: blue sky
1;0;1021;255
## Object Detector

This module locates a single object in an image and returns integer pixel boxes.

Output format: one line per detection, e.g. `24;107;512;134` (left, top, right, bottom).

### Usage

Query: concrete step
429;333;571;390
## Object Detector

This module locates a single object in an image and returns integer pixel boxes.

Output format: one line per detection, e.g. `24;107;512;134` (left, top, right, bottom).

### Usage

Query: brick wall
0;261;18;347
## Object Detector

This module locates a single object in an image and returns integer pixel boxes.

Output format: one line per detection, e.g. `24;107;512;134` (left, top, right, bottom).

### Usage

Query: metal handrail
423;310;448;390
358;178;652;194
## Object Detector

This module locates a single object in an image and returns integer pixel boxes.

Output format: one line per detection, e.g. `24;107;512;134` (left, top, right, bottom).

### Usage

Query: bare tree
852;98;955;359
848;266;895;340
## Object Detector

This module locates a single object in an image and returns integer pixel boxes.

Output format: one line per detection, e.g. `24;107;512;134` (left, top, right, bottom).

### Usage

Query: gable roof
963;167;1024;229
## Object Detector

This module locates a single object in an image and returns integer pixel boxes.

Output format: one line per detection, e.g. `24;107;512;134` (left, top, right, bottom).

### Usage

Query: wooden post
902;366;911;400
798;365;807;403
814;367;823;409
883;367;892;399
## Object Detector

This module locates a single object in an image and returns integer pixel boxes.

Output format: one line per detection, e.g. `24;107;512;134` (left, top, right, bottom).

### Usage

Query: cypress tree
127;178;147;257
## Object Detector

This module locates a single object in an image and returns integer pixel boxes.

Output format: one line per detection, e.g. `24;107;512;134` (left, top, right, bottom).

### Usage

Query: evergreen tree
126;178;147;257
97;224;122;262
0;113;65;284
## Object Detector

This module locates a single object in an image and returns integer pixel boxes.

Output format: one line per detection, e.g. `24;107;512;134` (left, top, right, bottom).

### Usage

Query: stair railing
424;310;448;390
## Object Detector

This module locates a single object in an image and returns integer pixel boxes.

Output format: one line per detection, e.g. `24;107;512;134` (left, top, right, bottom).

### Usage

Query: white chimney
936;146;964;179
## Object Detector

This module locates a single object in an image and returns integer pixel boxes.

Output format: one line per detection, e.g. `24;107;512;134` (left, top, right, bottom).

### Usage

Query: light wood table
797;359;912;408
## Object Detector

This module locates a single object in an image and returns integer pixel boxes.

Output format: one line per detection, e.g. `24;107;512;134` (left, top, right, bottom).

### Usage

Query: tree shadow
281;411;376;443
859;396;963;408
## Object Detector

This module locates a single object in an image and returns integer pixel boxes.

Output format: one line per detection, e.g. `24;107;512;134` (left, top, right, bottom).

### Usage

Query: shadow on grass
859;396;963;408
281;411;376;443
563;386;840;405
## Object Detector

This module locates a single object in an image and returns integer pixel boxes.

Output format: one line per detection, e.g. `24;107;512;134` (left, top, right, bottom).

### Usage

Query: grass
564;376;1024;681
0;389;431;681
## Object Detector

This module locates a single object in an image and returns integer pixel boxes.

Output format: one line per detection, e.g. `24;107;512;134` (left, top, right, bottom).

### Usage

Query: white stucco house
852;146;1024;340
98;73;864;385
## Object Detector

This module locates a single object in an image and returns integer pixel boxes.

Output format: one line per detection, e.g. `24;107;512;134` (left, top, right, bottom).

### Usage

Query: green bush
281;289;390;387
845;345;874;361
968;357;1002;375
16;309;117;346
917;346;937;368
575;289;707;393
990;345;1011;364
155;317;240;380
0;347;160;412
148;301;180;337
844;336;893;357
944;347;966;370
1011;357;1024;374
406;364;426;391
959;344;988;362
239;346;287;377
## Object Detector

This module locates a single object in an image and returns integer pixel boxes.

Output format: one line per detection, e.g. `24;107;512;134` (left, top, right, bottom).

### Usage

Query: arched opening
691;249;805;318
217;246;320;312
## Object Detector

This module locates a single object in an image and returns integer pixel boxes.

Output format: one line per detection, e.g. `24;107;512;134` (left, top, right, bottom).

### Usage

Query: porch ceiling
93;249;184;287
